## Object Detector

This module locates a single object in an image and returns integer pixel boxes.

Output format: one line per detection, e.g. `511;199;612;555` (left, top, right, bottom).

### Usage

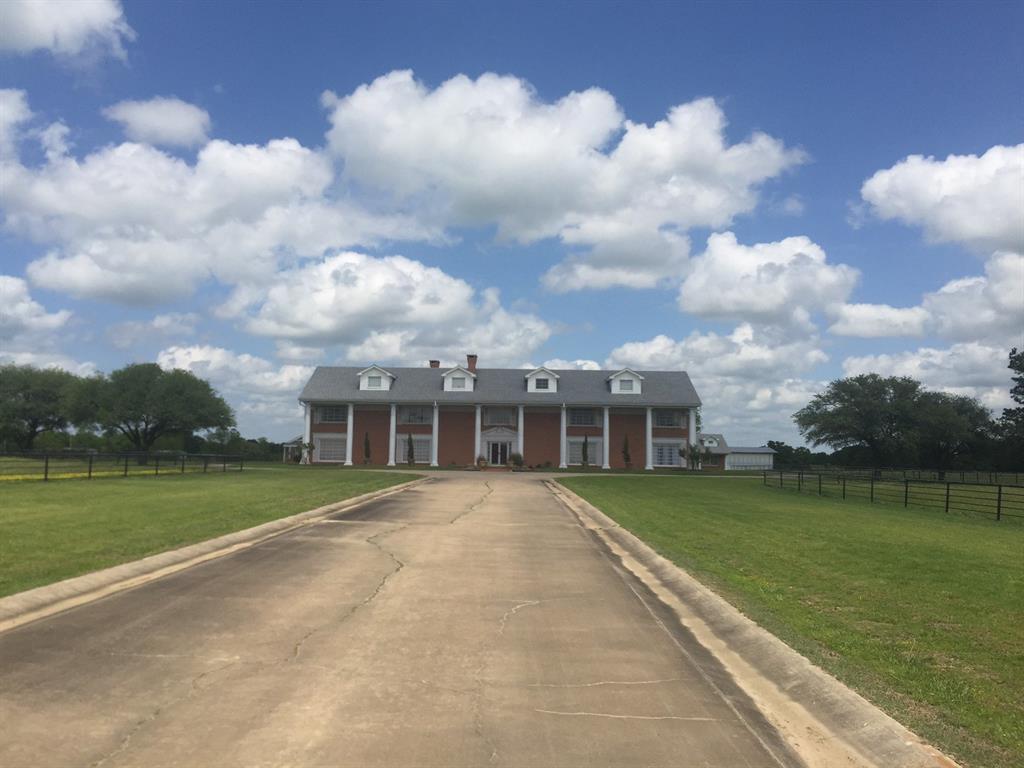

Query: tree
0;365;79;449
622;435;631;468
582;435;589;467
73;363;234;453
406;433;415;466
912;392;992;470
794;374;922;466
363;431;371;464
766;441;814;468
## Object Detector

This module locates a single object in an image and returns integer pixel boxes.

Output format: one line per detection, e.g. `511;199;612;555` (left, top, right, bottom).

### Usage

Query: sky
1;0;1022;445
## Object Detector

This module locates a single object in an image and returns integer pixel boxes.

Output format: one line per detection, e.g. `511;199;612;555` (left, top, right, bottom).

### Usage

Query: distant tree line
0;362;282;460
774;349;1023;471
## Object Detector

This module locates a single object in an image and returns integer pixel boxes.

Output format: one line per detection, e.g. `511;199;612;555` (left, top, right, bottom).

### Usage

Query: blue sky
1;0;1022;444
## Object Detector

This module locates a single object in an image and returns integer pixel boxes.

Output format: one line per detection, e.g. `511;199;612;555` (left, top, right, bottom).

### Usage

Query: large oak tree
0;365;79;449
73;363;234;453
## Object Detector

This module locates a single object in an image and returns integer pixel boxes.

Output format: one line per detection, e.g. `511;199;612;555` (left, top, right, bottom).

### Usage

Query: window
398;405;432;425
452;376;466;390
396;435;432;464
618;379;633;392
367;375;382;389
653;442;681;467
317;406;347;423
484;406;516;426
654;409;683;427
568;437;603;466
534;378;550;390
702;437;718;448
316;436;346;462
569;408;596;426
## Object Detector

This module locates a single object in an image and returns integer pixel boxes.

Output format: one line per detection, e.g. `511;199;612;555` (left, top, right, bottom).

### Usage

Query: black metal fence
764;470;1024;521
777;465;1022;485
0;451;245;482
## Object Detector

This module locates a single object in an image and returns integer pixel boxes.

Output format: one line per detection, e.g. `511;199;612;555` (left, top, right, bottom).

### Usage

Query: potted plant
476;454;488;470
510;452;524;470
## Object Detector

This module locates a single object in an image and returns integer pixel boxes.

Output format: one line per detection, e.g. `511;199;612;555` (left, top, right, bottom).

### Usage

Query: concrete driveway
0;474;799;767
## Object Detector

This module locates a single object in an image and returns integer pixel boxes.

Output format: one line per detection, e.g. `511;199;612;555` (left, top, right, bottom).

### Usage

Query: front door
488;441;510;465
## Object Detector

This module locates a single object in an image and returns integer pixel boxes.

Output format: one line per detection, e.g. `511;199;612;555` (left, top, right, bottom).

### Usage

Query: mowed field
0;466;414;597
559;476;1024;768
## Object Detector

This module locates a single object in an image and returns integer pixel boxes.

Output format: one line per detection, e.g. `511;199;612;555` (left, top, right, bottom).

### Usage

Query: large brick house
297;355;701;469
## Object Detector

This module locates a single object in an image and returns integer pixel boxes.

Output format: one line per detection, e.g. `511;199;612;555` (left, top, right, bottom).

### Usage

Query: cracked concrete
2;473;801;767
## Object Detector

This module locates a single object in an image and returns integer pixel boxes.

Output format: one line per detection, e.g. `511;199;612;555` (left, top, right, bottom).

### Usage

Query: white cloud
542;358;601;370
842;342;1014;412
324;71;804;290
231;252;551;367
157;345;312;433
678;232;859;329
103;97;210;147
829;251;1023;344
606;323;828;444
275;341;324;362
0;274;70;339
861;144;1024;253
0;89;32;157
108;312;200;349
828;303;930;337
0;0;134;60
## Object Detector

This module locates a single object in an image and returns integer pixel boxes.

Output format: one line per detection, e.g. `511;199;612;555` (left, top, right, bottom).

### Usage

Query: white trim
525;367;559;393
358;365;395;392
652;438;686;468
387;403;397;466
524;366;560;379
517;405;525;457
602;406;610;469
344;403;354;466
431;402;439;467
688;408;697;447
644;407;653;471
559;404;567;469
443;365;477;392
302;403;312;464
474;404;482;461
606;368;645;381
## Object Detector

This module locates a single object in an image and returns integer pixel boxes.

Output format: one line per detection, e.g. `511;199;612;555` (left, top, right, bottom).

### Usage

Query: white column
644;407;653;470
387;403;397;466
431;401;439;467
474;404;482;461
559;404;567;469
302;403;312;464
602;406;611;469
689;407;698;470
517;405;525;458
344;403;354;466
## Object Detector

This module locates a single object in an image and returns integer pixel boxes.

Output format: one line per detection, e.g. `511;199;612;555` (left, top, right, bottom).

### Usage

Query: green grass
558;476;1024;768
0;466;415;597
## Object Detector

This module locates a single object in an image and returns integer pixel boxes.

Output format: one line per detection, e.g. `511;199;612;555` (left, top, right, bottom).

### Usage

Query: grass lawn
558;476;1024;768
0;466;415;598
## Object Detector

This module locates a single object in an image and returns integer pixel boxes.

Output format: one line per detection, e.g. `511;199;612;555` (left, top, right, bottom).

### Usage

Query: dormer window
608;368;643;395
358;365;395;391
619;379;633;392
452;377;466;390
368;375;382;389
525;367;559;393
442;365;476;392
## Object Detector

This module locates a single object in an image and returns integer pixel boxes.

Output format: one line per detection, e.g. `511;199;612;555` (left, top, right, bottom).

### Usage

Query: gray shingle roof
728;446;776;454
299;367;701;407
698;432;730;455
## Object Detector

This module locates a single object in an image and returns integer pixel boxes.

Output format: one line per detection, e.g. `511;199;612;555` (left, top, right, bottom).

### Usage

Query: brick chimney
466;353;478;373
429;360;440;368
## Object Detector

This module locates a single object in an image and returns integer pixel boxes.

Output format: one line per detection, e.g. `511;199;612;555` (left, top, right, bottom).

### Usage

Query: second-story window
452;376;466;389
569;408;596;426
534;378;550;390
398;405;432;425
654;409;683;427
317;406;347;423
484;407;516;426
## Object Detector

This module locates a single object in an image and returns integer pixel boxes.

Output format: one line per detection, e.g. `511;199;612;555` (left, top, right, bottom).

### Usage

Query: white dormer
525;367;559;393
442;365;477;392
607;368;644;395
358;365;395;392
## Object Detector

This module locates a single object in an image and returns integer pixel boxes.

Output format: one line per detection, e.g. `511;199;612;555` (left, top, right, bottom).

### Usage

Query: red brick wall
653;426;688;439
524;410;561;467
351;406;390;465
311;421;346;434
566;425;603;438
609;412;646;469
438;408;475;466
398;423;433;435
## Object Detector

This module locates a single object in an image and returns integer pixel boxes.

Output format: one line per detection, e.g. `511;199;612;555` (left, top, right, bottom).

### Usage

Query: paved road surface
1;474;800;767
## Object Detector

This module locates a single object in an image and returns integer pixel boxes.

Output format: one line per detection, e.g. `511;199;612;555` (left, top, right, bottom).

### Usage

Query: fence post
870;477;874;503
240;456;244;472
842;476;846;499
763;471;767;486
904;479;909;507
996;485;1002;521
155;455;160;476
181;454;185;473
818;473;822;496
124;456;129;477
798;472;802;492
945;482;950;514
88;454;93;480
223;456;227;473
203;456;208;473
43;454;49;481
